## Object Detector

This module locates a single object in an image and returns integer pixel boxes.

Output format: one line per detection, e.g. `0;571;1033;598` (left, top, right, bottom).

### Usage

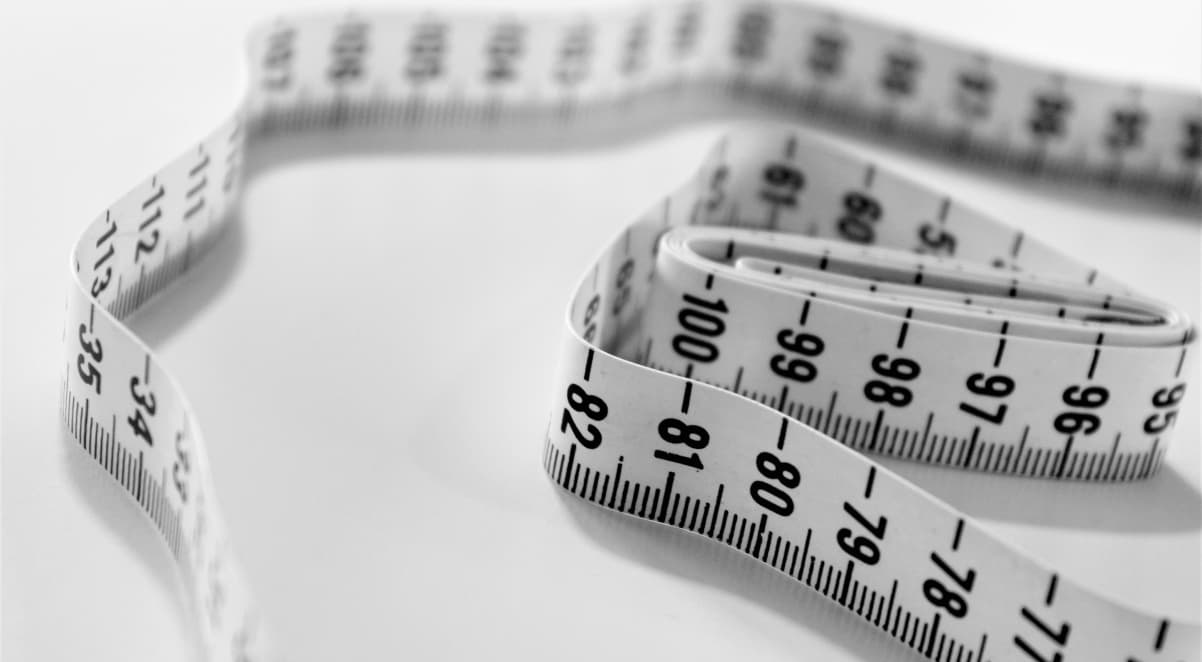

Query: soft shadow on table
59;424;200;652
127;216;247;349
879;458;1202;533
553;489;925;662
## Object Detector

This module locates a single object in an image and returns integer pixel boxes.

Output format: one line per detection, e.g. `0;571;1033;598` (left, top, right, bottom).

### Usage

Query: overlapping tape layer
60;2;1201;660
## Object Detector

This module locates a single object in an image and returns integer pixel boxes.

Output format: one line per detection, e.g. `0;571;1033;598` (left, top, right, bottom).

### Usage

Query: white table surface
2;0;1200;660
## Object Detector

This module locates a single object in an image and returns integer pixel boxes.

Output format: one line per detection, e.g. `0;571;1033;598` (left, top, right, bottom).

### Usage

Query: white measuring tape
60;2;1201;660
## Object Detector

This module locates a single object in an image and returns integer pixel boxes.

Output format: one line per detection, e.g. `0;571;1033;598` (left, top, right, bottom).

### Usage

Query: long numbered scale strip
60;2;1201;661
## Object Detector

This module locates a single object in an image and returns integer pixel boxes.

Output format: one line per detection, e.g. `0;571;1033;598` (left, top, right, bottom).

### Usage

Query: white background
2;0;1200;660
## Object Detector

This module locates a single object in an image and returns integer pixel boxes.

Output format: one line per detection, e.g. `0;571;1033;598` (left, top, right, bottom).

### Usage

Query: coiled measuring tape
59;1;1201;660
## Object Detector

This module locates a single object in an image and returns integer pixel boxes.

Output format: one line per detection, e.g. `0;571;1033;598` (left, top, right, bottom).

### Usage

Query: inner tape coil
59;2;1201;661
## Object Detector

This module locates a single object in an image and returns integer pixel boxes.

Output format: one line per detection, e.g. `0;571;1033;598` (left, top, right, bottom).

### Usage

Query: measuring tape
59;2;1201;660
